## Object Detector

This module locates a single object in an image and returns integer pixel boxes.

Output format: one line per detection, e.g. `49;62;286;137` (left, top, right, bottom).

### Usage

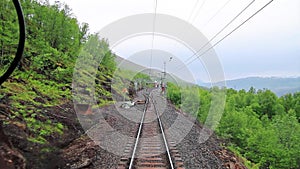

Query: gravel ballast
62;89;246;169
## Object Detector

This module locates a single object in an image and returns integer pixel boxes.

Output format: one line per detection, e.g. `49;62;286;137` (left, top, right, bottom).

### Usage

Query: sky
50;0;300;83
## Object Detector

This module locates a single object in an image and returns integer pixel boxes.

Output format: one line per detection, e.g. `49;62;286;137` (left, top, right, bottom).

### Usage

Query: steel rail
150;92;175;169
128;93;149;169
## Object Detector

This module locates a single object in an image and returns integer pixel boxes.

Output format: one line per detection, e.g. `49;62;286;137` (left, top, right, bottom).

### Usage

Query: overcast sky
50;0;300;83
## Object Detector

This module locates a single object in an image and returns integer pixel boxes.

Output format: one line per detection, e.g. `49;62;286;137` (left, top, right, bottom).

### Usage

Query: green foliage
72;34;117;105
0;0;18;68
227;145;260;169
166;82;182;106
28;136;48;144
133;72;151;82
166;83;202;116
112;70;150;96
181;87;200;116
219;90;300;169
197;88;211;123
0;0;117;145
167;83;300;169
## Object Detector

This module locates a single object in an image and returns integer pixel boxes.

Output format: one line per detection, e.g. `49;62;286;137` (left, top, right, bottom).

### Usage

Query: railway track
118;90;185;169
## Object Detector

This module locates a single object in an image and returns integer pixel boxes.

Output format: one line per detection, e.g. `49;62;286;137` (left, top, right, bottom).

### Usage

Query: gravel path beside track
62;89;246;169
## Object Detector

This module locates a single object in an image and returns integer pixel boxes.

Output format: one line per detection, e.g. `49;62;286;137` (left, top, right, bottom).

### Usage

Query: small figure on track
161;82;166;95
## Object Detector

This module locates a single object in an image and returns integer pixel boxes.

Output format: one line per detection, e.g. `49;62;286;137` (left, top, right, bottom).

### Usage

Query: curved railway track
118;90;185;169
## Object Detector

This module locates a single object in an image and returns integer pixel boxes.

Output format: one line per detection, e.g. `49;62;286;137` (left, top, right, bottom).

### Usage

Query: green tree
0;0;18;69
257;89;278;118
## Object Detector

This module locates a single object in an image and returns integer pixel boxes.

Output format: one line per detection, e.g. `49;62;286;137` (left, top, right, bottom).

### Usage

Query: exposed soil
0;90;247;169
0;99;84;169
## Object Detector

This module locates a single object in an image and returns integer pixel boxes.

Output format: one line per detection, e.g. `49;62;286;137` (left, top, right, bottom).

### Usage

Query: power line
201;0;232;28
149;0;158;76
183;0;255;64
190;0;207;23
182;0;274;68
187;0;200;22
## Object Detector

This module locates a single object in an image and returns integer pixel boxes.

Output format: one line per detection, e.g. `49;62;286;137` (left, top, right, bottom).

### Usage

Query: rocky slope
0;90;246;169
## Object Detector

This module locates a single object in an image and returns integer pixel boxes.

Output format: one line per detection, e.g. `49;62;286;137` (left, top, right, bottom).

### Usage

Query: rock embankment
1;90;246;169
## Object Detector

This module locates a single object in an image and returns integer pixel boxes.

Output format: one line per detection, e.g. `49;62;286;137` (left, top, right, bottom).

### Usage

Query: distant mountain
115;55;196;86
115;56;299;96
203;77;300;96
115;55;146;72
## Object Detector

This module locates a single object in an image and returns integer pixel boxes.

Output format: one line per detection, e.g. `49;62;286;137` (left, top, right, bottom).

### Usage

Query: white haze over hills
116;54;300;96
50;0;300;82
49;0;300;95
200;76;300;96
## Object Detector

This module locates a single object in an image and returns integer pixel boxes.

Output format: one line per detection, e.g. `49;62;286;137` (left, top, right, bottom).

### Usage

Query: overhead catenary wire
187;0;200;22
183;0;255;64
190;0;207;23
182;0;274;68
149;0;158;76
201;0;233;28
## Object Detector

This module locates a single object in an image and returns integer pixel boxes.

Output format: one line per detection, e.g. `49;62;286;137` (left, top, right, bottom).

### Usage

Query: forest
1;0;117;159
167;82;300;169
1;0;299;168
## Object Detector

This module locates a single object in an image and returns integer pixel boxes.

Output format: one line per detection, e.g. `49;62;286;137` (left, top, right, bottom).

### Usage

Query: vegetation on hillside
1;0;299;168
0;0;116;144
0;1;152;168
167;83;300;169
